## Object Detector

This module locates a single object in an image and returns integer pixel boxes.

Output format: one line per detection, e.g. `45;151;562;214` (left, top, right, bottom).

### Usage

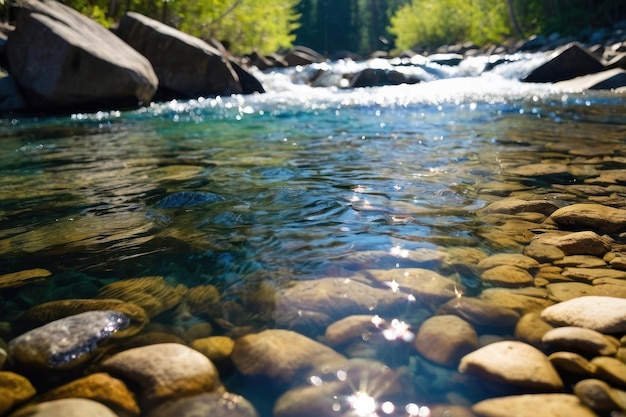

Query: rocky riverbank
1;0;626;116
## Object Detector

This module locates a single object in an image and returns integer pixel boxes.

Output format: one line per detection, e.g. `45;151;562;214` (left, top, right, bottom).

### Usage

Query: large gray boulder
6;0;158;112
522;42;605;83
115;12;264;99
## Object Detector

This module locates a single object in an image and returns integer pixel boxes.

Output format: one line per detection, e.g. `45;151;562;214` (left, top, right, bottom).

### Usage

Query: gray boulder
6;0;158;112
115;12;263;99
522;42;605;83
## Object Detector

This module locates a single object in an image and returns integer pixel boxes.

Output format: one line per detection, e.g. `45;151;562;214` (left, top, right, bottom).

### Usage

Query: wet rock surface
9;310;129;369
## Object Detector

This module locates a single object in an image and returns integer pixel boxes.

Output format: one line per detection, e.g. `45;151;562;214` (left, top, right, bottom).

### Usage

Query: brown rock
549;203;626;234
365;268;459;305
478;198;559;216
100;343;219;409
437;297;520;329
272;277;415;329
0;371;36;415
472;393;597;417
9;398;119;417
147;392;258;417
554;255;606;268
548;351;597;376
36;372;139;416
534;231;612;256
561;267;626;283
546;282;595;302
17;298;148;338
459;341;563;390
542;326;618;356
0;268;51;291
324;315;381;346
481;265;534;288
231;329;345;385
574;378;626;412
477;253;540;271
523;242;565;263
97;276;187;318
415;315;478;367
480;288;553;315
191;336;235;365
591;357;626;389
541;296;626;333
514;312;554;348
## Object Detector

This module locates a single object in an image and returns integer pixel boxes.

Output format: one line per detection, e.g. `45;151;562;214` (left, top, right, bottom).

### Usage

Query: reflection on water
0;78;625;415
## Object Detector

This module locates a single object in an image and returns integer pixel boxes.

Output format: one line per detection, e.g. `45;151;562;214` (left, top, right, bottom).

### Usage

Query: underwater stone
156;191;225;208
9;310;130;369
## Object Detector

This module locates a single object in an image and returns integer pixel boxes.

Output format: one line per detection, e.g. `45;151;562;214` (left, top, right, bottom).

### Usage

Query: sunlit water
1;56;626;414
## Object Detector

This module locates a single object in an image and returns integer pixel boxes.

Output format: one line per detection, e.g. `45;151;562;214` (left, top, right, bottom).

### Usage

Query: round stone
414;315;478;367
542;326;618;356
100;343;219;409
548;352;596;376
541;296;626;333
574;379;626;412
523;243;565;263
147;392;258;417
591;357;626;389
231;329;345;385
35;372;139;416
481;265;534;288
472;394;597;417
478;198;559;216
8;398;118;417
191;336;235;365
514;312;554;348
324;315;381;347
437;297;520;329
9;310;130;369
477;253;540;271
549;203;626;234
0;371;36;415
458;341;563;390
546;282;595;302
534;231;612;257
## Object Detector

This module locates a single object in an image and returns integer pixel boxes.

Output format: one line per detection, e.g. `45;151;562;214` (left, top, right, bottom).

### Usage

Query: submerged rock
36;372;140;417
231;329;345;386
156;191;225;209
541;296;626;333
100;343;219;410
459;340;563;390
8;398;119;417
0;371;36;415
549;203;626;234
472;393;597;417
414;315;478;367
9;310;130;369
147;392;259;417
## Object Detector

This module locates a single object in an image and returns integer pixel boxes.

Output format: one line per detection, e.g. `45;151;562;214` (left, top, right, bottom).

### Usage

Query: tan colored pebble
546;282;595;302
574;378;626;412
9;398;118;417
100;343;219;409
542;326;618;356
514;312;554;348
459;341;563;390
549;351;597;376
36;372;139;416
472;393;597;417
481;265;534;288
534;231;612;257
415;315;478;367
549;203;626;234
562;267;626;283
0;371;36;415
541;296;626;333
554;255;606;268
591;357;626;389
477;253;540;271
191;336;235;364
523;243;565;263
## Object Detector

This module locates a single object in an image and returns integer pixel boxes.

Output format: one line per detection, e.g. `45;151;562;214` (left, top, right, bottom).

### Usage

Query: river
1;55;626;416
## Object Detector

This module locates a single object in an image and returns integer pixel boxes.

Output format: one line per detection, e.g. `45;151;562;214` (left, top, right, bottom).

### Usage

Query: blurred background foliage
1;0;625;55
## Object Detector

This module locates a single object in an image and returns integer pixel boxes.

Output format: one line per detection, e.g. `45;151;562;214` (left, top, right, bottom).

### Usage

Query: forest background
1;0;625;56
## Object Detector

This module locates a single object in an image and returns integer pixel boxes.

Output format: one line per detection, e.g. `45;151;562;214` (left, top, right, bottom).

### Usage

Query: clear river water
1;54;626;416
